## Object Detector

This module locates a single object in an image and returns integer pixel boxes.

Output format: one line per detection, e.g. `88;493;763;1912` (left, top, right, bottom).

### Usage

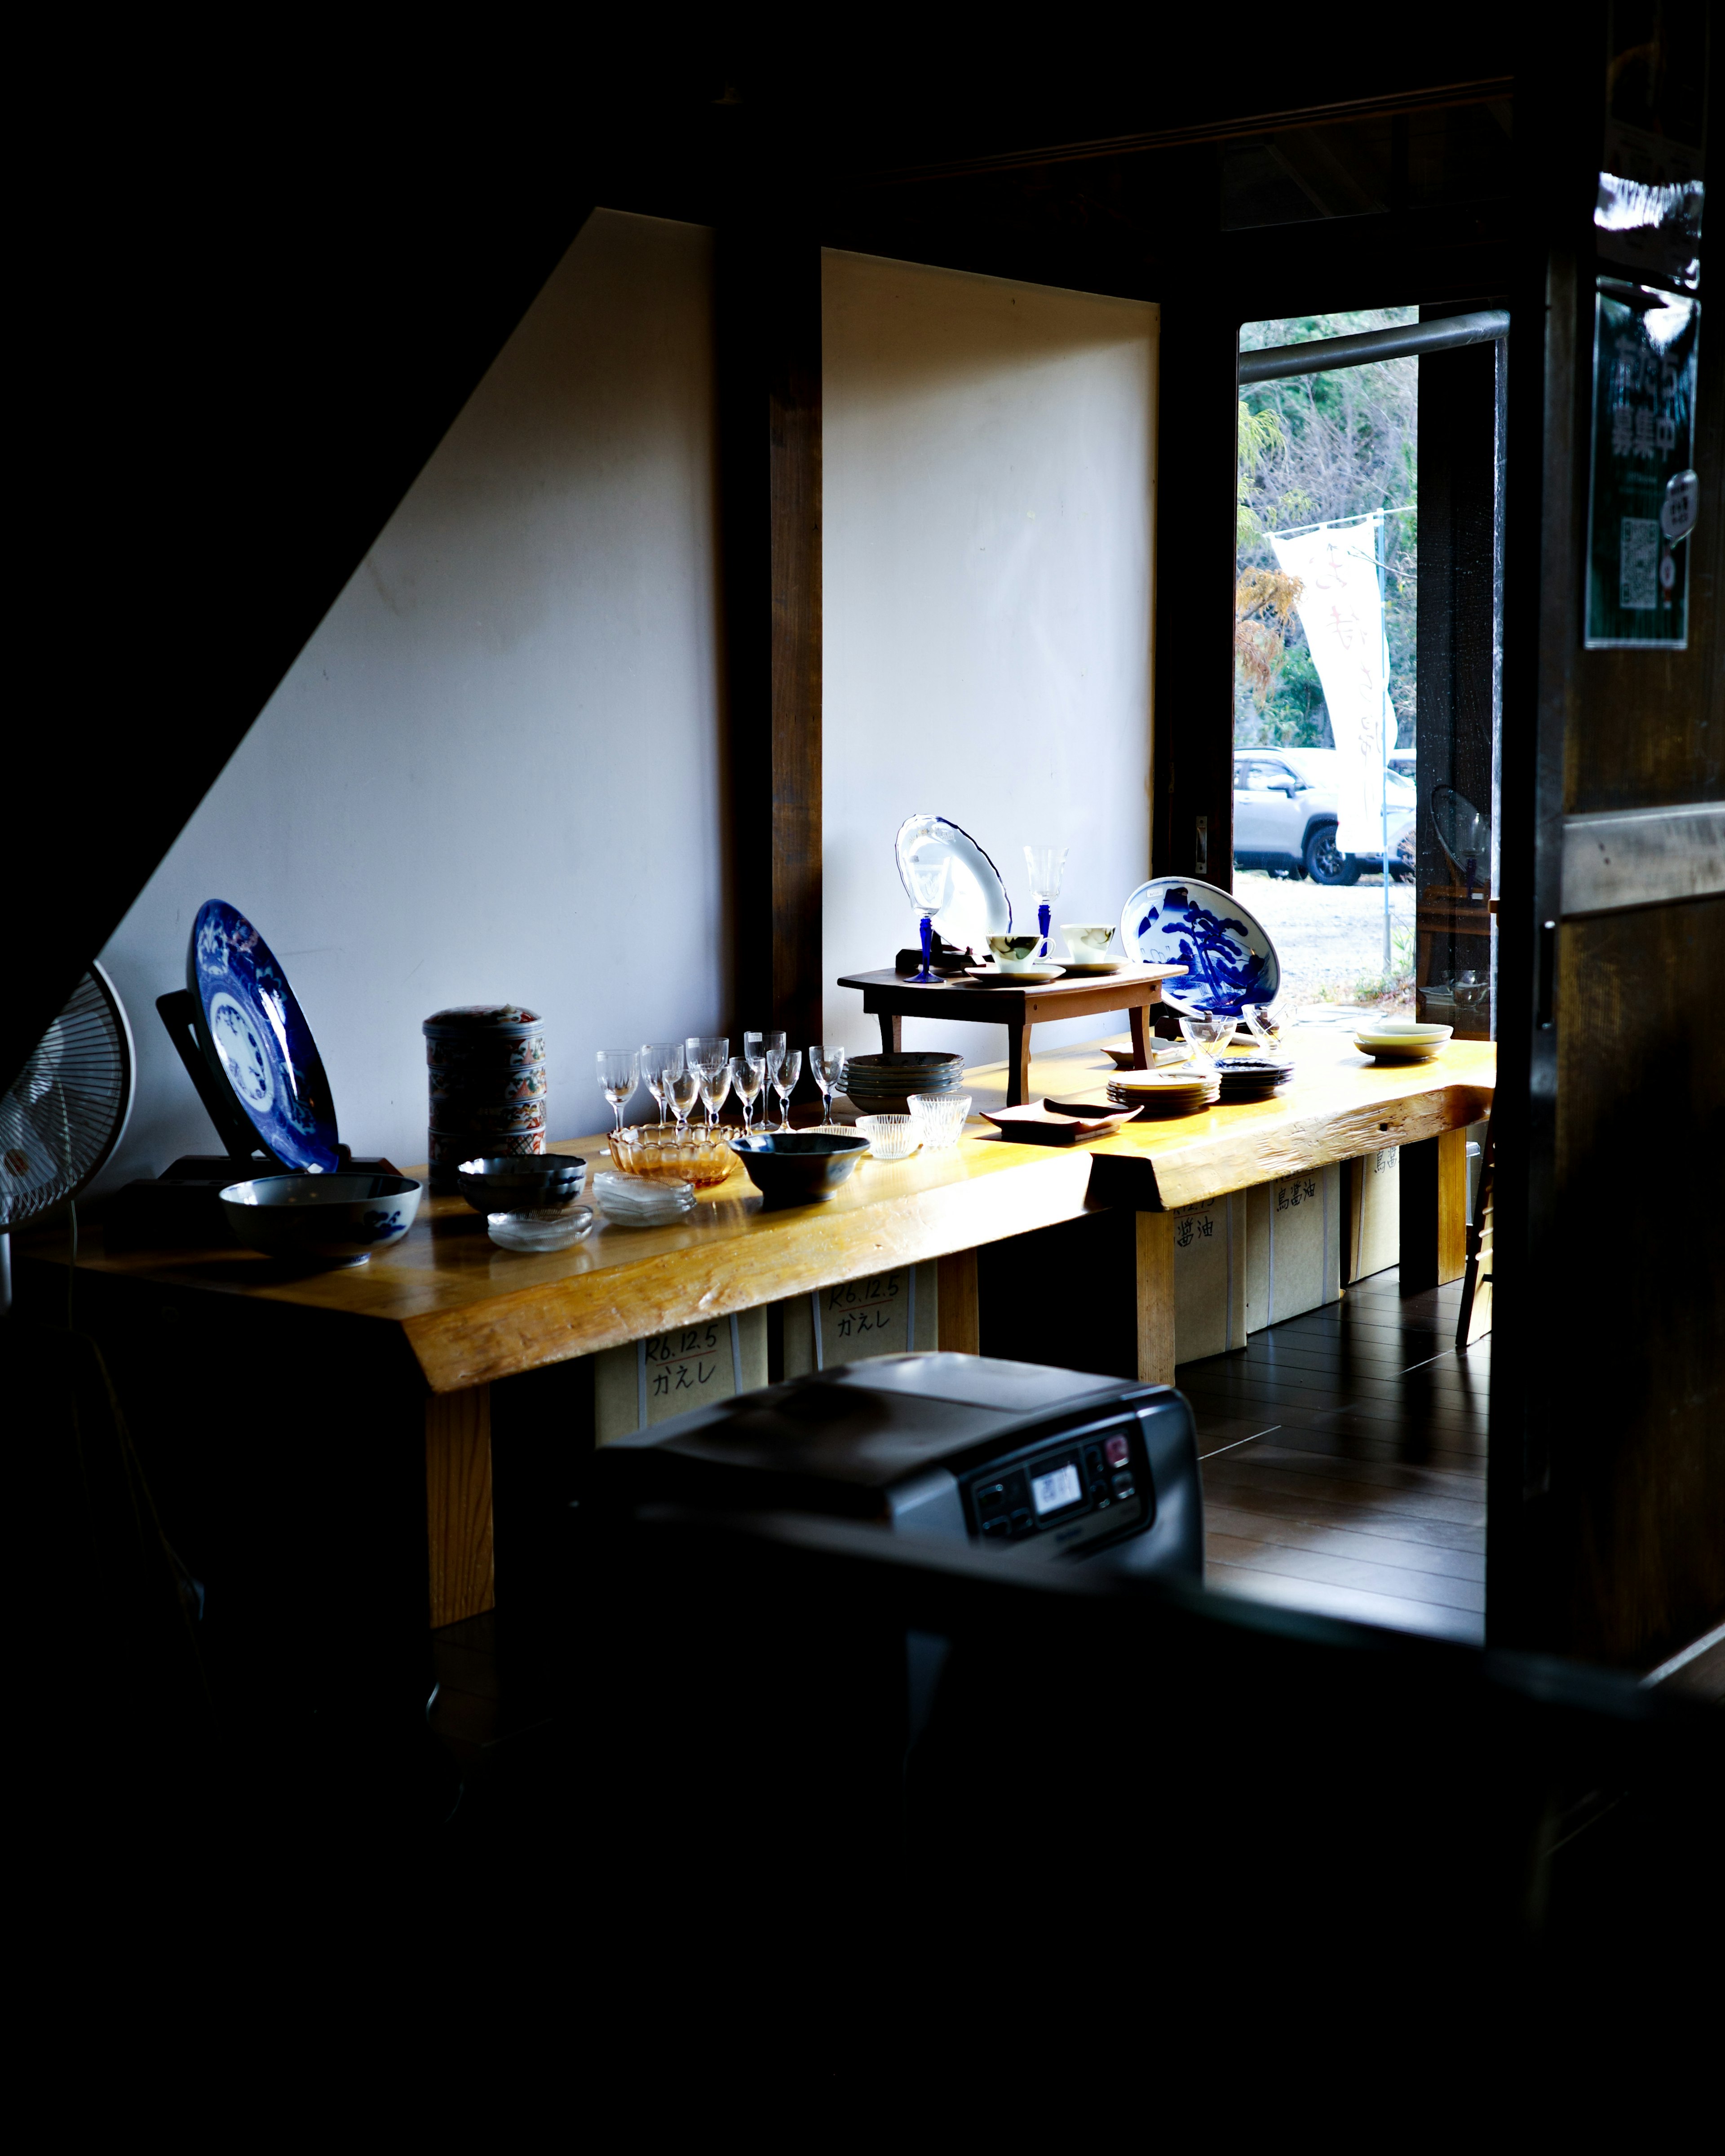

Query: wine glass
667;1066;701;1138
698;1059;733;1129
905;858;952;983
641;1041;682;1125
770;1048;801;1131
731;1054;765;1133
1023;845;1067;959
808;1045;847;1129
596;1050;639;1134
1243;1004;1287;1057
686;1035;728;1085
755;1031;786;1120
1177;1011;1233;1071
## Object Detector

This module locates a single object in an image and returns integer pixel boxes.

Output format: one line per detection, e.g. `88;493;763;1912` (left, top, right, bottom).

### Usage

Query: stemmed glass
686;1036;728;1122
1177;1011;1233;1071
698;1060;732;1129
752;1031;786;1124
641;1041;683;1125
770;1049;801;1131
666;1064;702;1138
596;1050;639;1134
1243;1004;1287;1057
905;858;952;983
809;1045;848;1130
730;1054;765;1133
1023;845;1067;959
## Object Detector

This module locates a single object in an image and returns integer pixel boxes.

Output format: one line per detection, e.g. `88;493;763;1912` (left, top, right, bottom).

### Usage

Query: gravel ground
1232;868;1415;1014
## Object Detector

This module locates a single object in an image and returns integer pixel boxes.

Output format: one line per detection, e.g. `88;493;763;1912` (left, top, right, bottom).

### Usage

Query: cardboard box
1172;1193;1250;1360
1347;1144;1401;1283
782;1260;940;1376
1245;1163;1344;1334
595;1306;770;1444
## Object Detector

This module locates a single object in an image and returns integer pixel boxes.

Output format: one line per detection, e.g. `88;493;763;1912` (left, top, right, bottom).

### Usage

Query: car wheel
1304;822;1361;885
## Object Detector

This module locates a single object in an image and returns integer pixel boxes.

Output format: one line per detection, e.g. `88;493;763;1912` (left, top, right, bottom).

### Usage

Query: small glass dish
592;1168;697;1226
487;1202;595;1252
608;1125;736;1189
908;1092;973;1151
855;1113;920;1161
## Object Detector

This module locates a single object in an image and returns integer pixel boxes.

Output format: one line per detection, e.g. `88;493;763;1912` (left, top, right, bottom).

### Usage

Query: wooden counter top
1085;1038;1496;1211
37;1131;1096;1393
28;1036;1494;1396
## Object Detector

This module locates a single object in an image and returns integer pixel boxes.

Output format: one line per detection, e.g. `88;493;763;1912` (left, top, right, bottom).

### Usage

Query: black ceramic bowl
730;1132;870;1206
843;1051;965;1118
457;1154;587;1215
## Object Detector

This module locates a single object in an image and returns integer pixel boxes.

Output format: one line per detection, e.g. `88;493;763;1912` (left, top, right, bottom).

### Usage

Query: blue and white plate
895;815;1012;954
188;899;341;1172
1118;877;1279;1015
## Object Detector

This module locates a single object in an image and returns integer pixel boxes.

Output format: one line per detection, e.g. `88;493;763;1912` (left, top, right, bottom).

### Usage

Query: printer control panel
960;1412;1153;1553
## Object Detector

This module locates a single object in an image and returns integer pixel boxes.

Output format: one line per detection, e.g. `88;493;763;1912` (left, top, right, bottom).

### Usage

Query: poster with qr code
1585;280;1700;648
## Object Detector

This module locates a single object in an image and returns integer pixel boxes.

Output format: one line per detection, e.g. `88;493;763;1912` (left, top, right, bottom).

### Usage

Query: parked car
1233;747;1416;885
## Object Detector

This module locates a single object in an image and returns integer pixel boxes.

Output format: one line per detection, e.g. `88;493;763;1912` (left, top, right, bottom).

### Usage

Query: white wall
822;251;1157;1070
97;210;726;1186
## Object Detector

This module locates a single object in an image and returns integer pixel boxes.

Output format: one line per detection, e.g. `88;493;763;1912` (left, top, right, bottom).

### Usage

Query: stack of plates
845;1051;965;1119
591;1168;696;1227
1104;1069;1221;1117
1213;1056;1295;1102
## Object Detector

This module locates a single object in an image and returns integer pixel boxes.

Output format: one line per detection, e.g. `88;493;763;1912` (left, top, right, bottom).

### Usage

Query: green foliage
1234;310;1420;752
1234;641;1333;748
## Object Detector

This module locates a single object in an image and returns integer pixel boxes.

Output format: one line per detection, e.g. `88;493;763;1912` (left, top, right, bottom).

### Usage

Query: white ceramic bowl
908;1092;973;1150
220;1172;422;1266
855;1113;920;1161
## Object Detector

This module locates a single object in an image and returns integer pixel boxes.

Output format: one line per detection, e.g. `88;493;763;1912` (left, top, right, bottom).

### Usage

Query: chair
1455;1116;1494;1350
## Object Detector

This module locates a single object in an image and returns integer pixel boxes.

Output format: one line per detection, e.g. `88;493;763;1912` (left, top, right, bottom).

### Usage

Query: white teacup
987;934;1044;972
1061;922;1116;956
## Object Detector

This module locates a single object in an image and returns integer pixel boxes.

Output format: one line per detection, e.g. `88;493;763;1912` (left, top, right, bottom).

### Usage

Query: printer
582;1351;1203;1580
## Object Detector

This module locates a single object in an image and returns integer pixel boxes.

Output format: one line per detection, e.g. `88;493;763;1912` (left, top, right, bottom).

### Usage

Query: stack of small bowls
457;1154;592;1252
845;1051;965;1120
424;1004;547;1191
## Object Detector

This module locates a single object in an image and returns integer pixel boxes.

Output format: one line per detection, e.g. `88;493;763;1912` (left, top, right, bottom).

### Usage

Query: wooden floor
1179;1267;1488;1644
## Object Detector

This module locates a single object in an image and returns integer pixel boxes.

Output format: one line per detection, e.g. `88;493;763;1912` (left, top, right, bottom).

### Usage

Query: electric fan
0;961;135;1303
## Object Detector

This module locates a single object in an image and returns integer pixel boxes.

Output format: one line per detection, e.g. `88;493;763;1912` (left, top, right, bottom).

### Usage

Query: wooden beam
425;1388;494;1626
937;1249;981;1353
1151;279;1241;887
1135;1213;1177;1385
718;228;823;1053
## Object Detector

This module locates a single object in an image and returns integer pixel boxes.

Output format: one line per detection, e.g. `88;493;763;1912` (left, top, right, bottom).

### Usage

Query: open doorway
1233;306;1502;1041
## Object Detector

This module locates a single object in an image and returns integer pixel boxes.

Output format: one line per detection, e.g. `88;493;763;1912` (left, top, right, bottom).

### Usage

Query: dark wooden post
1151;281;1242;889
717;227;823;1053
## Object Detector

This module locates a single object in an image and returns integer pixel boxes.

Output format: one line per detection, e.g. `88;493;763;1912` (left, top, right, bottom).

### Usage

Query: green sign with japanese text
1585;280;1701;650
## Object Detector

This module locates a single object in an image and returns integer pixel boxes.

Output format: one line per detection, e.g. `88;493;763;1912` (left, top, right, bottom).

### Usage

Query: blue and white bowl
220;1173;422;1266
1119;877;1279;1016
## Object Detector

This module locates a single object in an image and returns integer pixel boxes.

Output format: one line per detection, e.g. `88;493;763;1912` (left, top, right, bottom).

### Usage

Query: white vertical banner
1269;518;1393;855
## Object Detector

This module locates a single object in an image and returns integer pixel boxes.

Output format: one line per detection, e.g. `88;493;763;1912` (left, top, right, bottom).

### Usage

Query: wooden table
18;1039;1493;1652
836;964;1186;1106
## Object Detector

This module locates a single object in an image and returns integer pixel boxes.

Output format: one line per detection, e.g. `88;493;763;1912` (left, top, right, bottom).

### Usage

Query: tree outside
1235;310;1418;753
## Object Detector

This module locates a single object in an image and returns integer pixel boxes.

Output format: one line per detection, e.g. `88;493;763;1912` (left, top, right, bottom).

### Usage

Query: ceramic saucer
964;965;1066;987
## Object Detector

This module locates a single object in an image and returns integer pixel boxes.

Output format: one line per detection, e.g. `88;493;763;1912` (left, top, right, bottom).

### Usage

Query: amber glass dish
608;1125;736;1189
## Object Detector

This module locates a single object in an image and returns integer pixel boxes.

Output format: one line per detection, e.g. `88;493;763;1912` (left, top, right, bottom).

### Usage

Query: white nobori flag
1269;518;1395;856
